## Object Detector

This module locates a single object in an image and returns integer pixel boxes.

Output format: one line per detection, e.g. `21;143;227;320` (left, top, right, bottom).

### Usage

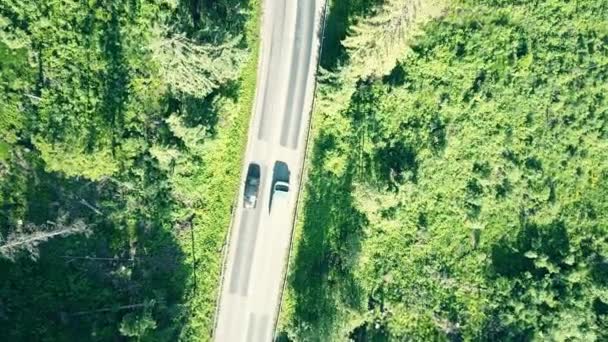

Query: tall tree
343;0;445;78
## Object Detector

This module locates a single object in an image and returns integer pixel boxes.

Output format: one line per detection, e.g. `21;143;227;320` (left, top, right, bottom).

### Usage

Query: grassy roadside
178;1;262;339
276;86;325;337
0;0;262;339
276;0;350;336
277;0;449;339
281;0;608;340
276;0;374;336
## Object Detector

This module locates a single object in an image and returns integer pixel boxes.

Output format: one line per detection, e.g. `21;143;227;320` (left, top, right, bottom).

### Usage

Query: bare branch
70;302;149;316
80;199;103;215
0;216;91;261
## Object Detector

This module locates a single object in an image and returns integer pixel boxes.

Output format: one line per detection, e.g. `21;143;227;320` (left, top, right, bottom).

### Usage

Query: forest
0;0;259;339
2;0;608;340
279;0;608;341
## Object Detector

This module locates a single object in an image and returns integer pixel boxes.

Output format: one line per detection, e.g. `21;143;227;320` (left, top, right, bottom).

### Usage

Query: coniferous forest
1;0;260;339
279;0;608;340
2;0;608;341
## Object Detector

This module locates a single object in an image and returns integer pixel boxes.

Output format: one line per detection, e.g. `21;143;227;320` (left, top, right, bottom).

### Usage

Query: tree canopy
0;0;259;339
280;0;608;340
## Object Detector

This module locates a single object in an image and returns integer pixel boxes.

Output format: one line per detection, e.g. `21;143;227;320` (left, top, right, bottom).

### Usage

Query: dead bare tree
70;302;151;316
0;215;91;261
58;299;156;327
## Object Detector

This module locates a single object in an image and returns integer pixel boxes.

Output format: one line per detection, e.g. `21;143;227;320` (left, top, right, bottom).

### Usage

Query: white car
270;181;290;212
273;181;289;199
270;161;290;211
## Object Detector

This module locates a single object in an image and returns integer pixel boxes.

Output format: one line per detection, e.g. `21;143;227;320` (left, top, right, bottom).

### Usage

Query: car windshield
275;184;289;192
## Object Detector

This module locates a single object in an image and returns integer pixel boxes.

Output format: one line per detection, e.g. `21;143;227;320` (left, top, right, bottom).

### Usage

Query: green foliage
120;308;157;338
317;0;384;70
152;32;247;98
0;216;90;261
0;0;260;340
281;0;608;340
179;1;263;336
0;34;30;144
35;140;120;181
344;0;446;78
0;141;8;162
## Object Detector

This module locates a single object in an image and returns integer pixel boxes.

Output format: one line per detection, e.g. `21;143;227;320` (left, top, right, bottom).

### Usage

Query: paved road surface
213;0;324;340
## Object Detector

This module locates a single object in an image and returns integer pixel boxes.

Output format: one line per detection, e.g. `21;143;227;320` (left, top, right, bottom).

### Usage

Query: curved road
213;0;324;341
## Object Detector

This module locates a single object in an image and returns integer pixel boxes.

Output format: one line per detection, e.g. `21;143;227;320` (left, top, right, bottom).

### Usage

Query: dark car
243;163;261;209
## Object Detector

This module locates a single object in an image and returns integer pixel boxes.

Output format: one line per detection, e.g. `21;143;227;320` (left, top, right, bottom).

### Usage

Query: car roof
247;163;260;177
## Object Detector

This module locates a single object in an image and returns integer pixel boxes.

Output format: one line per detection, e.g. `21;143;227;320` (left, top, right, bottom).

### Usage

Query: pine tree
150;27;247;98
343;0;445;78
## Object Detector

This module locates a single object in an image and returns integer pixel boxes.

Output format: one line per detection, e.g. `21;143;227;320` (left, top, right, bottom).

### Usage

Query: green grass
178;1;262;339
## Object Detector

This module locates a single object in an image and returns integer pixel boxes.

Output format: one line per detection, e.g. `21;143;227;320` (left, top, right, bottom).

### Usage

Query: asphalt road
213;0;323;341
